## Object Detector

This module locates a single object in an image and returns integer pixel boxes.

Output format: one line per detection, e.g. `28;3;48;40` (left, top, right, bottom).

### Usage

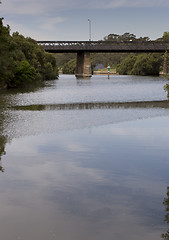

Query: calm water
0;74;169;240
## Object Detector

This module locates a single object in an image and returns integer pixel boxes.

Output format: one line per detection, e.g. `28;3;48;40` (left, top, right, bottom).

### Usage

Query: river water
0;74;169;240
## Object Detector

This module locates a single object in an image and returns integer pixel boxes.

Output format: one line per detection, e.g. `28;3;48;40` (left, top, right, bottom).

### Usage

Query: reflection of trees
162;187;169;239
0;84;47;173
0;111;7;172
0;103;8;172
0;135;7;172
164;83;169;100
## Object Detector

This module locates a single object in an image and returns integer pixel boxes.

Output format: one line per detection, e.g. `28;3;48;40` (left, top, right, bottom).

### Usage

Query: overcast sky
1;0;169;41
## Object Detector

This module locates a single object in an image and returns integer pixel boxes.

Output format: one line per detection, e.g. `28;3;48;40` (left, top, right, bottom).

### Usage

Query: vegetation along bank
0;18;58;89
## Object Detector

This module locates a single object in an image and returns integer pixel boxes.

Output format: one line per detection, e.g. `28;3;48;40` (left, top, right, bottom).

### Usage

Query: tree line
0;18;58;89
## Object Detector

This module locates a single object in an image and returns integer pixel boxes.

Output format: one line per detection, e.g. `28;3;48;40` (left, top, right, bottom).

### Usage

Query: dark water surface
0;75;169;240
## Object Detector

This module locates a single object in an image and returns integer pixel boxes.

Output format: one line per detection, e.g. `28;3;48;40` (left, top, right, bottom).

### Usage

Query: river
0;74;169;240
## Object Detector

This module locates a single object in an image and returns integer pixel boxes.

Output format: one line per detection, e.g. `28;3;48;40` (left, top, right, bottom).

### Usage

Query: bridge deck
37;41;169;53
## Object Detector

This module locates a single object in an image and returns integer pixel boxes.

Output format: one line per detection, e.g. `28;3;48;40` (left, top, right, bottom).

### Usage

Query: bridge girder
37;41;169;53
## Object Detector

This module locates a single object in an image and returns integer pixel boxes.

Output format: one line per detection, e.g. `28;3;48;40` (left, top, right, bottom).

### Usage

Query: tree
104;32;137;42
62;59;76;74
117;53;162;76
0;135;7;172
0;19;16;87
131;54;162;76
117;55;137;75
0;19;58;88
162;32;169;41
12;60;36;86
12;32;58;81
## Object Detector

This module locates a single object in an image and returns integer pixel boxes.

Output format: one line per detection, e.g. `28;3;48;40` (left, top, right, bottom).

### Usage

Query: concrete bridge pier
163;51;168;75
75;52;92;79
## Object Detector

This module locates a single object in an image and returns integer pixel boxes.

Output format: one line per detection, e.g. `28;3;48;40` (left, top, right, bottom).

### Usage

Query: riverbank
93;70;118;75
93;68;118;75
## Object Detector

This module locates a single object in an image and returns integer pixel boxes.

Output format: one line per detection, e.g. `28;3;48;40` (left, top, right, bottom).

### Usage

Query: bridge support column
75;52;92;78
163;51;168;75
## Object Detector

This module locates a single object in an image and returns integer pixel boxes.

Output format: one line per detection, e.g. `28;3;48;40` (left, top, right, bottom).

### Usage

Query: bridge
37;41;169;78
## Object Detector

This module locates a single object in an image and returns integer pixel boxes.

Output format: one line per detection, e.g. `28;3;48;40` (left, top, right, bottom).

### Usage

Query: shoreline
93;70;118;75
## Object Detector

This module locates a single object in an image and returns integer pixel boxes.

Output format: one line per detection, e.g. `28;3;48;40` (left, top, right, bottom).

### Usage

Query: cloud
1;0;169;41
1;0;83;15
87;0;169;9
4;18;66;40
40;17;66;31
2;0;169;17
1;0;46;15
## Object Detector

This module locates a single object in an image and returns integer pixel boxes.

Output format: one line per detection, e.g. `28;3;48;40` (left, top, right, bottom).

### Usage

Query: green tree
103;32;150;42
12;60;36;86
0;19;58;88
0;19;16;88
159;32;169;42
0;135;7;172
62;58;76;74
43;52;58;80
12;32;58;81
104;32;137;41
131;54;162;76
117;53;162;76
54;53;76;67
117;55;137;75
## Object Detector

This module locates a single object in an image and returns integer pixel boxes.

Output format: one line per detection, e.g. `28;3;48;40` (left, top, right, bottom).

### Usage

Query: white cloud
1;0;46;15
2;0;169;17
1;0;83;15
1;0;169;40
40;17;66;31
87;0;169;9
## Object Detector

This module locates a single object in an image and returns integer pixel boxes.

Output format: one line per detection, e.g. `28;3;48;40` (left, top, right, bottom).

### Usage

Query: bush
117;55;136;75
12;61;36;86
117;53;162;76
131;54;162;76
0;19;58;88
62;59;76;74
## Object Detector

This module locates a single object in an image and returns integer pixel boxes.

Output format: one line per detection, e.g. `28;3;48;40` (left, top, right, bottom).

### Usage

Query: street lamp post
88;19;91;41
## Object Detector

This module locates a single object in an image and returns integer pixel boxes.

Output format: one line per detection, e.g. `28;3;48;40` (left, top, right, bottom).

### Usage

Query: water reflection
1;116;168;240
0;75;169;240
162;187;169;240
76;79;92;86
0;82;48;173
0;136;6;172
0;122;7;172
164;82;169;100
0;86;44;172
0;93;8;172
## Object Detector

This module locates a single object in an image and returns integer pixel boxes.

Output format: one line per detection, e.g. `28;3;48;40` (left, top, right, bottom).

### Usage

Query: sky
1;0;169;41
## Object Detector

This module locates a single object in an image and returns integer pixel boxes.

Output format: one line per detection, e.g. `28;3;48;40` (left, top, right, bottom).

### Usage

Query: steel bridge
37;40;169;53
37;41;169;78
